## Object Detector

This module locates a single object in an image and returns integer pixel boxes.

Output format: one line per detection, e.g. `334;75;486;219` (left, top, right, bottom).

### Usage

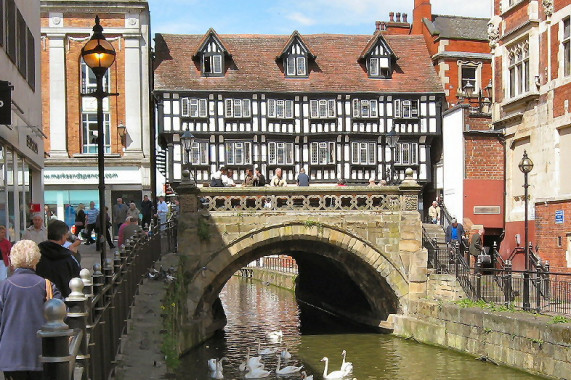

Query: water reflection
177;276;540;379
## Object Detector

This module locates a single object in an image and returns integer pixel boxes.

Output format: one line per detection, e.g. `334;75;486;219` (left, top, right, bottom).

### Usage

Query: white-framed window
368;56;391;78
268;142;294;165
507;40;529;98
309;99;336;118
82;113;111;154
189;141;209;165
461;65;477;90
310;142;335;165
351;142;376;165
564;17;570;77
181;98;208;117
225;141;252;165
202;53;223;76
394;142;418;165
394;99;419;119
352;99;378;118
224;98;251;118
286;54;307;76
267;99;294;118
81;59;110;94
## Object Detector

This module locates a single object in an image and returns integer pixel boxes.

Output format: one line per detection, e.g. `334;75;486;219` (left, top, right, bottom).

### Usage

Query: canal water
177;276;541;379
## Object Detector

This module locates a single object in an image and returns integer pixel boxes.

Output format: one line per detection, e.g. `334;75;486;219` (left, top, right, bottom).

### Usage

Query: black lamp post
518;150;534;311
180;130;196;187
386;128;399;185
81;16;116;266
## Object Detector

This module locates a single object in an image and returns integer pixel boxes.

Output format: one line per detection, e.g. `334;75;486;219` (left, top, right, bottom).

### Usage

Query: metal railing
37;217;178;380
256;256;299;275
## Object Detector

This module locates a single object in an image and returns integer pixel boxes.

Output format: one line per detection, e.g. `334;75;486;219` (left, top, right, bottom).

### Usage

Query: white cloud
286;12;316;26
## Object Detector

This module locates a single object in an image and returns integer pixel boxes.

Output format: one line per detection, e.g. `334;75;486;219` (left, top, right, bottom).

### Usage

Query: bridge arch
191;222;409;330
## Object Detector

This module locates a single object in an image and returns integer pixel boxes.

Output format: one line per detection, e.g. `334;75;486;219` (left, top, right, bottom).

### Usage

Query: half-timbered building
154;28;444;190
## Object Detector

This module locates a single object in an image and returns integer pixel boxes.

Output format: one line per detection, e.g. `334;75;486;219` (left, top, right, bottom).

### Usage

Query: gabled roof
154;33;444;94
359;31;398;60
192;28;232;59
424;15;489;41
277;30;316;60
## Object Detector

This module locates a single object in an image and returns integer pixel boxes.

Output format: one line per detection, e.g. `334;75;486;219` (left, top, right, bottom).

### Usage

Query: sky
147;0;493;36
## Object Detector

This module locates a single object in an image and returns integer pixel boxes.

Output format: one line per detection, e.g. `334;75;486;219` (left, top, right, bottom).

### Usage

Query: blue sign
555;210;564;224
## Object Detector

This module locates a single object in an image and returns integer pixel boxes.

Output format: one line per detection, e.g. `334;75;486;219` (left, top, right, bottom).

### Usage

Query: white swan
280;346;291;360
257;338;278;355
207;358;217;372
341;350;353;374
244;364;271;379
301;370;314;380
240;347;264;371
275;354;303;375
209;357;227;379
267;330;283;343
321;357;345;379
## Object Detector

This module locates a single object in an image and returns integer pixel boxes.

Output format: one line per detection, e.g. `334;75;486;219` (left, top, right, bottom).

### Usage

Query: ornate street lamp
180;130;196;187
386;128;399;185
518;150;534;311
81;16;116;266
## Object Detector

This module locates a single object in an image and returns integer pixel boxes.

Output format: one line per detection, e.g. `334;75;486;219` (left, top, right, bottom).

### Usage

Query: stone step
378;313;397;331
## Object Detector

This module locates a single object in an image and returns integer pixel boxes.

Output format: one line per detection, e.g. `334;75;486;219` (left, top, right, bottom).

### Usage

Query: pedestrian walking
156;196;168;230
36;220;81;298
469;227;485;268
445;218;465;245
83;201;99;245
112;197;128;236
96;206;115;250
22;213;47;245
296;168;310;186
140;194;153;228
0;226;11;281
428;200;441;224
126;202;140;222
75;203;86;237
0;240;63;380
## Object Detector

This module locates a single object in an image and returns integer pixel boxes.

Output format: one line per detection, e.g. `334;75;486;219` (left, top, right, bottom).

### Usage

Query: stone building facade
40;0;152;222
0;0;43;240
491;0;571;270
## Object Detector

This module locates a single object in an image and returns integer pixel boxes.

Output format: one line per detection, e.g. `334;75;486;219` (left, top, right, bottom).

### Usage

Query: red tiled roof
154;32;444;94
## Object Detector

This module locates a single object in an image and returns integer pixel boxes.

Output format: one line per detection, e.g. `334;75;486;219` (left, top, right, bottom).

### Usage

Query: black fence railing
427;237;571;315
37;217;178;380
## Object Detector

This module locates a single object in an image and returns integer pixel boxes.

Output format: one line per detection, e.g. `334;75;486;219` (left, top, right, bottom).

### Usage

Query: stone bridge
173;174;428;352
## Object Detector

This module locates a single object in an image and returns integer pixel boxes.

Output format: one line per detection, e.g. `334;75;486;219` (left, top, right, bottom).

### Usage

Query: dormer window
194;28;230;77
360;32;397;79
203;53;223;75
278;31;315;78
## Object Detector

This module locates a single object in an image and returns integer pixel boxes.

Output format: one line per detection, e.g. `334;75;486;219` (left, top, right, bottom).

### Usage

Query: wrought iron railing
198;187;419;212
37;217;178;380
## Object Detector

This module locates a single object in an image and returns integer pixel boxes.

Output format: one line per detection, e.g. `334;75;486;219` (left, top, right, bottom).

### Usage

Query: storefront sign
555;210;564;224
26;135;38;154
44;167;142;185
0;81;12;125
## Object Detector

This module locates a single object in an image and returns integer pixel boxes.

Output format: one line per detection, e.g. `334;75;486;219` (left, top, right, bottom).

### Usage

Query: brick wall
494;56;503;103
535;200;571;271
550;23;559;81
503;3;531;34
554;82;571;118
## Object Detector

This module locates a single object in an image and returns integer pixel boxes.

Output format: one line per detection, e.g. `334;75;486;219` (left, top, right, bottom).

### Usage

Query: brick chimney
375;20;381;31
412;0;432;34
396;12;401;22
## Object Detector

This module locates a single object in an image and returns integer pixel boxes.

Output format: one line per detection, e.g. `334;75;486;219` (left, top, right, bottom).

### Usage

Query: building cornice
492;112;524;128
501;19;540;43
432;51;492;61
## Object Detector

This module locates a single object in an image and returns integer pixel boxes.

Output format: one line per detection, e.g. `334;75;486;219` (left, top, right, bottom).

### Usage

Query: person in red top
0;225;12;281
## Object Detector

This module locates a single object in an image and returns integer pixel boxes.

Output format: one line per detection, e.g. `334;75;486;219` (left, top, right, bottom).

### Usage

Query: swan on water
275;354;303;375
244;364;271;378
280;346;291;360
208;357;227;379
239;347;264;372
321;357;345;379
301;370;314;380
341;349;353;374
257;338;278;355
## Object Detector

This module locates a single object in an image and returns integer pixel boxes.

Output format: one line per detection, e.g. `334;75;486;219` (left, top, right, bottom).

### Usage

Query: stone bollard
66;278;90;379
38;298;75;380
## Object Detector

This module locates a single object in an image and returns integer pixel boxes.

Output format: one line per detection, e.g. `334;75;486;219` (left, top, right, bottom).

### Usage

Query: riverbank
237;267;297;290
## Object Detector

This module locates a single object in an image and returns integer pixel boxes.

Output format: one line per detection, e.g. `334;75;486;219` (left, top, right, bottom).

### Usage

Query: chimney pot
403;13;408;23
396;12;401;22
380;22;387;31
375;21;381;31
389;12;394;22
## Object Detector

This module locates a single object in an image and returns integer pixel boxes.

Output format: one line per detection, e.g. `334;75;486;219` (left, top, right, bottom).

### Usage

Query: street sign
555;210;564;224
0;81;12;125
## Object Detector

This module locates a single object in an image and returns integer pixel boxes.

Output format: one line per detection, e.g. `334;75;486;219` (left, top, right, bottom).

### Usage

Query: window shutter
277;100;284;118
234;99;242;118
199;99;208;117
352;99;360;118
311;142;318;164
225;99;233;117
297;56;306;75
285;100;294;118
351;142;358;164
189;98;198;117
268;142;276;164
181;98;190;117
242;99;251;117
394;99;401;118
328;99;336;118
287;55;296;75
370;57;379;76
368;142;376;164
310;100;318;118
268;99;276;118
213;54;222;73
370;100;378;117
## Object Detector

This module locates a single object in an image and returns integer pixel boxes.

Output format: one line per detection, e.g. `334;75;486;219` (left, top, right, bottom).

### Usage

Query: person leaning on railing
0;240;62;380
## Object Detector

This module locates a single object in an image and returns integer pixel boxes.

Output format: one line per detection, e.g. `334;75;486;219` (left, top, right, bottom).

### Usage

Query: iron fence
38;217;178;380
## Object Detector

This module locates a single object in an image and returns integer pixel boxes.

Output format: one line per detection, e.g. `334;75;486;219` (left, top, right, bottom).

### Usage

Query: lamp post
180;130;196;186
81;16;116;266
386;128;399;185
518;150;534;311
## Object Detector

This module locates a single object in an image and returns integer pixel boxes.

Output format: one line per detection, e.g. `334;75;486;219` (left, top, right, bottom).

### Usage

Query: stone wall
391;299;571;378
426;273;466;301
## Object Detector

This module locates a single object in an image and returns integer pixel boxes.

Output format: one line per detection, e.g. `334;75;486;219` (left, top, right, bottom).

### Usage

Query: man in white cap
367;177;376;187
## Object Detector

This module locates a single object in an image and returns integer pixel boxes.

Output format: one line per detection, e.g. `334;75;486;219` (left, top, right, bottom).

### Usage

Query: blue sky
147;0;492;35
